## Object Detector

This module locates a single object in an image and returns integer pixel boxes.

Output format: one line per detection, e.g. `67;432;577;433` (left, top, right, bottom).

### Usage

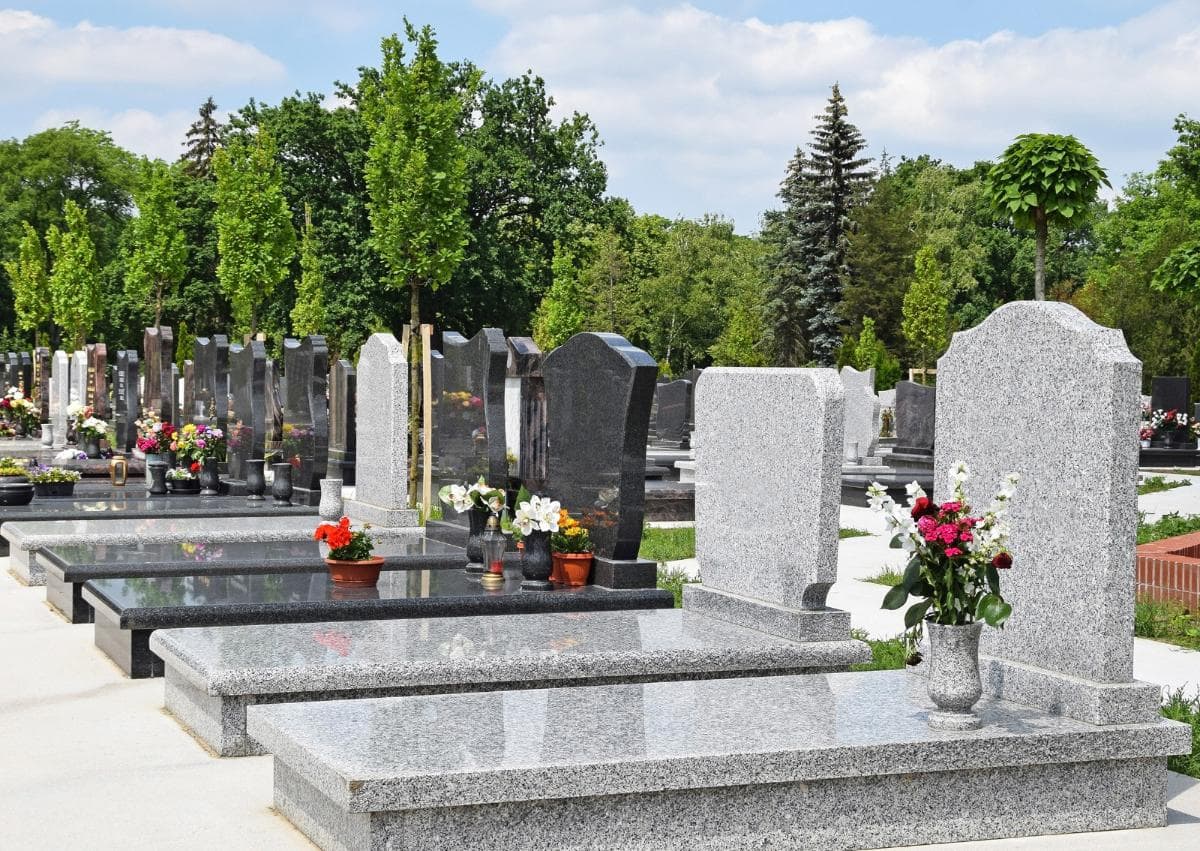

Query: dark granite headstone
33;347;50;420
265;359;284;446
227;341;267;481
1151;376;1190;415
508;337;546;494
182;360;196;423
436;328;507;498
543;332;658;587
194;335;230;430
653;379;692;448
894;381;936;454
281;336;329;505
5;352;18;390
143;326;174;422
113;350;140;451
327;358;357;485
681;367;703;429
170;363;180;423
18;351;32;397
86;343;107;417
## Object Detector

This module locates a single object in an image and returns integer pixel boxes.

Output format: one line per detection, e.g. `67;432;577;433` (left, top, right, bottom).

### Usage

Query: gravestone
264;359;284;447
344;333;418;527
504;360;521;477
893;380;935;455
113;350;140;452
543;332;658;588
681;367;703;431
281;336;329;506
86;343;107;417
194;335;230;430
33;347;50;421
143;327;174;422
69;350;87;408
839;365;881;463
327;358;357;485
684;367;849;641
227;341;267;482
508;337;546;494
4;352;15;389
653;380;692;449
436;328;507;499
1150;375;1190;415
18;351;32;397
182;360;196;422
50;350;69;448
936;301;1158;724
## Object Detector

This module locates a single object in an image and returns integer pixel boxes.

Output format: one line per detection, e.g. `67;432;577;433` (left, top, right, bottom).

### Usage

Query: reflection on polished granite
0;494;316;522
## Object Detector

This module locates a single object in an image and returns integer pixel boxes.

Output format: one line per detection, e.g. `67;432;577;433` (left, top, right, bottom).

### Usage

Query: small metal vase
925;621;984;731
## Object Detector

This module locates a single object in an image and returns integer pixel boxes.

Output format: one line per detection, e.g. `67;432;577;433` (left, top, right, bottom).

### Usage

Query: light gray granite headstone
935;301;1157;724
51;350;68;448
343;333;418;528
69;350;87;407
839;365;880;462
683;368;852;642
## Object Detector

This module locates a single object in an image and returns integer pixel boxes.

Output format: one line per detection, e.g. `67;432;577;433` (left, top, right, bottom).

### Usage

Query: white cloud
483;1;1200;230
34;107;201;163
0;9;284;87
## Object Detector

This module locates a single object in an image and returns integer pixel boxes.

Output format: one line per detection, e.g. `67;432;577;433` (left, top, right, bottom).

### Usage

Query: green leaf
904;599;932;628
1023;193;1038;206
889;534;902;549
902;557;921;589
882;582;910;610
985;565;1000;595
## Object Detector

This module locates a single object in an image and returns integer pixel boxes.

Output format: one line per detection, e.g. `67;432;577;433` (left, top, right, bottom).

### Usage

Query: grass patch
1138;512;1200;545
839;527;871;539
656;566;698;608
863;567;904;586
640;527;695;562
1162;688;1200;778
849;628;908;671
1139;476;1190;496
1135;596;1200;650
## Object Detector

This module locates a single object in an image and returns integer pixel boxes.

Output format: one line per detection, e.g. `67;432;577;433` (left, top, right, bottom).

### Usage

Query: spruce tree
181;97;224;179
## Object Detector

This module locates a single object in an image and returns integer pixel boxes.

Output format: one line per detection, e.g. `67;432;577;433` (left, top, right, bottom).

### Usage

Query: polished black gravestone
282;336;329;505
543;332;659;588
893;380;936;456
194;335;231;430
265;358;284;446
681;367;703;431
44;536;470;624
509;336;547;494
1151;375;1190;415
143;326;174;422
33;347;50;421
19;350;33;398
327;357;357;485
83;567;673;677
113;350;140;451
653;379;692;449
5;352;18;390
227;340;267;483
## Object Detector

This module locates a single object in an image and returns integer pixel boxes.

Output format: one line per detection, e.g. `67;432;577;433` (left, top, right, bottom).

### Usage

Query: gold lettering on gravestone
87;366;96;405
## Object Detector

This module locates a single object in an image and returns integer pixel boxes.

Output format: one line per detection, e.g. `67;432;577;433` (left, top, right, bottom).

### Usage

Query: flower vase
520;531;553;591
271;462;294;506
83;436;101;459
144;452;163;487
925;621;984;731
199;458;220;496
464;506;488;574
148;462;168;496
245;459;266;501
1140;439;1151;449
319;478;344;520
40;423;52;447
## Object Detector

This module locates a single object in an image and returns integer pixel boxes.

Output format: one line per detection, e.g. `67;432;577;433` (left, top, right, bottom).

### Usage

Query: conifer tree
181;97;224;179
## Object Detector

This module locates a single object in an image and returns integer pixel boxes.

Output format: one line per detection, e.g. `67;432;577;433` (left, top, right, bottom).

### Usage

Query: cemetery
4;6;1200;850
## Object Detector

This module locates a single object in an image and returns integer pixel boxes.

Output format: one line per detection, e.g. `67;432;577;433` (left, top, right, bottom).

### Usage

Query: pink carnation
944;547;963;558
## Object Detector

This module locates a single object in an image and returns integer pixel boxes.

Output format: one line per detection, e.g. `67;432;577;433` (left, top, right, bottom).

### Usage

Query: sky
2;1;1198;232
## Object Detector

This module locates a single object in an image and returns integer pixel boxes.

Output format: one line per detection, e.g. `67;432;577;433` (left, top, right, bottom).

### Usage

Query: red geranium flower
910;497;935;520
992;552;1013;570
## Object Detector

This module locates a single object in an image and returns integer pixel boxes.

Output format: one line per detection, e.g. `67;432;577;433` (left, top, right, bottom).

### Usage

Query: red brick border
1137;531;1200;610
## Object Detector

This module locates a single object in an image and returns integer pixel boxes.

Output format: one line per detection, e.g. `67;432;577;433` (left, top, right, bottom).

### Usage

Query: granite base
8;547;41;586
682;583;851;641
341;498;419;528
591;555;657;589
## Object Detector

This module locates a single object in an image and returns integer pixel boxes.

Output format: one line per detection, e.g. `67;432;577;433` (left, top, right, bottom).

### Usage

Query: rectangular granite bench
85;567;674;678
151;609;869;756
42;536;471;623
247;670;1191;851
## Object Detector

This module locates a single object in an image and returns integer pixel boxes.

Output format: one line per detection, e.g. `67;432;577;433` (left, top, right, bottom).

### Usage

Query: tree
359;21;475;506
902;246;950;381
3;222;52;343
848;317;901;391
181;97;224;179
985;133;1109;300
532;244;586;350
45;199;102;349
212;131;296;335
124;161;187;328
291;204;326;337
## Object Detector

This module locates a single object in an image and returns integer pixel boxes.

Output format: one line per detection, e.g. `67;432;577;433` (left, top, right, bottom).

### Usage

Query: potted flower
27;464;82;497
0;460;34;506
1;387;39;436
439;477;507;573
867;462;1018;731
1139;426;1155;449
314;516;381;586
551;508;594;586
76;413;109;458
171;422;226;495
165;464;202;494
513;495;560;589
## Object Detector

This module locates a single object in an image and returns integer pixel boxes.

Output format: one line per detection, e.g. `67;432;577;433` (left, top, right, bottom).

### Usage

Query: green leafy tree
124;160;187;328
902;246;950;381
849;317;901;391
985;133;1109;300
3;222;52;343
212;131;296;335
532;244;586;350
45;199;102;348
181;97;224;179
359;21;475;505
291;204;326;337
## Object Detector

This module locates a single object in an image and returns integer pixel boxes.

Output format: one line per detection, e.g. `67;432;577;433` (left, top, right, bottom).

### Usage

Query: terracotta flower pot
553;552;593;587
325;556;384;587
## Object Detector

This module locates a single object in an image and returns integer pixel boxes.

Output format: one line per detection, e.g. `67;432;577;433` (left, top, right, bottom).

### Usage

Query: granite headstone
69;350;87;407
894;380;935;455
1150;375;1190;415
281;336;329;506
143;327;174;422
839;365;881;462
436;328;508;497
264;359;284;447
50;350;69;448
327;358;357;485
194;335;230;430
508;337;546;494
33;347;50;421
653;379;692;449
18;351;32;397
86;343;107;417
227;341;267;482
113;350;140;452
182;360;196;422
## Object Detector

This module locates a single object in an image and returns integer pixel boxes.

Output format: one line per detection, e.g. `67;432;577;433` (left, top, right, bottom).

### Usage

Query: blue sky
2;2;1195;231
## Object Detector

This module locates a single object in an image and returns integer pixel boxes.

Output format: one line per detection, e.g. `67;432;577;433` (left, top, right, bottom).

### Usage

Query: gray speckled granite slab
152;609;869;755
248;670;1189;850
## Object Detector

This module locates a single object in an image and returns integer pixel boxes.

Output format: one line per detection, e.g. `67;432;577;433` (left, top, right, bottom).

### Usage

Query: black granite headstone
143;327;174;422
113;350;140;451
5;352;17;390
194;335;231;430
182;360;196;423
1151;376;1190;415
264;359;284;447
508;337;546;494
327;357;357;485
227;341;267;481
681;367;703;429
18;351;32;398
894;381;936;454
653;379;692;448
33;347;50;421
436;328;507;497
282;336;329;505
543;332;658;586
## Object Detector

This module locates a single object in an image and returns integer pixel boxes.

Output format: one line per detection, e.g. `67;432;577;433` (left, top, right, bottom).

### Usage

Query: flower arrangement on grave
76;414;109;441
867;462;1019;730
549;507;594;587
0;461;29;479
166;465;199;481
26;464;81;484
0;421;15;438
279;423;310;468
170;422;225;464
1150;408;1193;435
443;390;483;410
439;477;507;515
512;495;562;588
314;516;382;586
135;412;175;455
1;386;38;433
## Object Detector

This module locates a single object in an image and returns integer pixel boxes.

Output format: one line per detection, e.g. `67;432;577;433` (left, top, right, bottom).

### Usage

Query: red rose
910;497;935;520
992;552;1013;570
189;461;200;473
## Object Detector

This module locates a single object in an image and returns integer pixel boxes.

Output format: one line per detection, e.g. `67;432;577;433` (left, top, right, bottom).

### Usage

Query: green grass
1139;475;1190;496
849;628;908;671
1137;512;1200;545
839;527;871;539
1162;688;1200;778
656;566;698;608
640;527;696;562
863;567;904;586
1135;596;1200;650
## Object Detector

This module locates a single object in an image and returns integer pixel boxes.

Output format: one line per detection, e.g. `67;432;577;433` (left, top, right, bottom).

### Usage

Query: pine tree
181;97;224;179
763;84;871;366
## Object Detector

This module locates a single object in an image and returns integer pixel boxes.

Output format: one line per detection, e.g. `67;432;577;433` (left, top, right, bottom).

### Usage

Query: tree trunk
1034;208;1047;301
407;278;421;511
